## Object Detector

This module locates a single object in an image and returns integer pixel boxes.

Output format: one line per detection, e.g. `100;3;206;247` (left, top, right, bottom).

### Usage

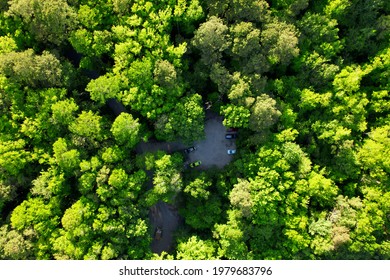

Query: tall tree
192;16;230;67
0;49;63;87
248;94;281;132
6;0;77;45
261;20;300;66
110;113;141;149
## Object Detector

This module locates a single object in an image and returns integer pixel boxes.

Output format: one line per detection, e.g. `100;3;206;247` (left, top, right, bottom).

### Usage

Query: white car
227;149;236;155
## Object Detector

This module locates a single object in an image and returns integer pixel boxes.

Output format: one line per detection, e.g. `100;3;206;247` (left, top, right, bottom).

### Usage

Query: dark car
225;133;238;139
154;227;162;240
184;146;197;153
227;127;238;132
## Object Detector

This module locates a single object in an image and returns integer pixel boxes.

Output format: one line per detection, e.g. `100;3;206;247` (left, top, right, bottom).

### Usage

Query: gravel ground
187;114;236;169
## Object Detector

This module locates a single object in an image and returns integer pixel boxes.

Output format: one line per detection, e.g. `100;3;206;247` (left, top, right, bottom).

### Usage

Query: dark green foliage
0;49;63;87
155;93;205;143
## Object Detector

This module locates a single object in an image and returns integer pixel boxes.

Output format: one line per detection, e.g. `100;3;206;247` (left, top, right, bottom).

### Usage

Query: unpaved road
137;112;236;254
148;202;181;255
135;140;186;155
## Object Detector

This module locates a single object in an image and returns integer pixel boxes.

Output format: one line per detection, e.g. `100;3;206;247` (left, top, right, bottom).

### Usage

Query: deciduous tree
6;0;77;45
110;113;141;149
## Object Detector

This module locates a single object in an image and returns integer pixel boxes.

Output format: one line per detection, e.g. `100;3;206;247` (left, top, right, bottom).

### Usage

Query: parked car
154;227;162;240
225;133;238;139
184;146;197;153
227;149;236;155
189;160;201;168
227;127;238;132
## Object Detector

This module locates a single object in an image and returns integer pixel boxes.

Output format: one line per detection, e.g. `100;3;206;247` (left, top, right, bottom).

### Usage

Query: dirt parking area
187;114;236;169
137;112;235;254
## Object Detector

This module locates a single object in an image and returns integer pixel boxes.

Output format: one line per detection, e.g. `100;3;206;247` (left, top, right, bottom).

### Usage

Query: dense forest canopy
0;0;389;260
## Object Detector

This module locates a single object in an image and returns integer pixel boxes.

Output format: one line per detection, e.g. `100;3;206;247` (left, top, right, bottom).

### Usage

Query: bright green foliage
221;104;250;128
69;28;113;61
184;173;212;199
176;236;217;260
324;0;351;20
145;153;183;206
31;167;68;199
51;99;79;126
69;111;103;145
333;65;366;93
213;210;249;260
120;57;185;119
11;197;60;233
86;75;121;104
173;0;204;34
10;197;61;259
108;168;128;189
52;138;80;173
6;0;77;45
305;170;339;207
110;113;141;149
53;197;96;259
299;89;332;112
282;142;305;166
61;197;95;233
347;187;390;258
52;185;150;259
0;35;18;54
155;94;205;143
358;125;390;186
101;146;124;164
0;0;389;261
228;76;252;101
0;139;30;176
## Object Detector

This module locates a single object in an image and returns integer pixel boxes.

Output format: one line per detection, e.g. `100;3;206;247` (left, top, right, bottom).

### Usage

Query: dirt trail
135;140;186;155
148;202;181;254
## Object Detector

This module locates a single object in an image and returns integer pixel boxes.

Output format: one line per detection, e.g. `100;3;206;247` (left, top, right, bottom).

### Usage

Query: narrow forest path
148;202;182;255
